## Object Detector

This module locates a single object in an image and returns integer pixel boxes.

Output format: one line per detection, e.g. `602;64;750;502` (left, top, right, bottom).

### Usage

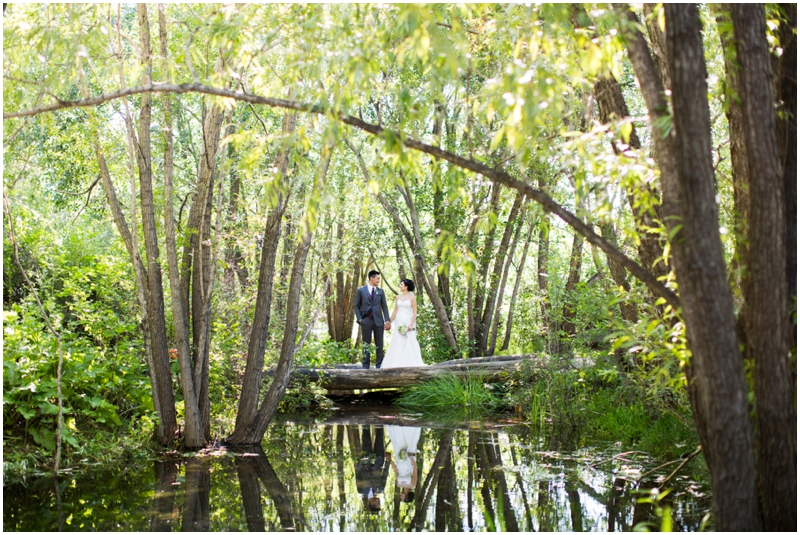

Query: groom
354;270;391;369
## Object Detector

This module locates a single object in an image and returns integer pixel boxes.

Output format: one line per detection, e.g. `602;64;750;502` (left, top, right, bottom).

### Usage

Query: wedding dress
386;425;421;488
381;300;426;368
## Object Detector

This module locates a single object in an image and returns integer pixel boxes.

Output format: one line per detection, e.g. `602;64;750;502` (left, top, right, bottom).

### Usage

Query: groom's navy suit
354;285;390;368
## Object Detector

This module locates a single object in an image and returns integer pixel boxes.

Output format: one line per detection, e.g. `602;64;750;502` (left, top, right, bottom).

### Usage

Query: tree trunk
135;4;177;445
643;4;671;91
714;5;750;289
561;226;583;338
537;212;558;353
600;224;638;323
228;107;296;442
394;234;407;280
731;4;796;529
157;4;204;448
228;229;313;444
501;218;534;352
778;3;797;358
593;75;669;283
432;103;453;315
224;122;249;291
326;222;359;344
623;4;762;529
188;56;227;441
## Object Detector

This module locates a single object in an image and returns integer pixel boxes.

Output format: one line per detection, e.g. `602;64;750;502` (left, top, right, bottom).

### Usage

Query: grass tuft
395;373;507;416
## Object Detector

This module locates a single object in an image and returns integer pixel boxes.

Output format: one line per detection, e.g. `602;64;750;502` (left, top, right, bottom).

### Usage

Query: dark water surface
4;403;710;531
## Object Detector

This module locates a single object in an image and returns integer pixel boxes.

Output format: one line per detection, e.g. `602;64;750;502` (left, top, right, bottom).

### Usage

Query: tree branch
4;81;681;309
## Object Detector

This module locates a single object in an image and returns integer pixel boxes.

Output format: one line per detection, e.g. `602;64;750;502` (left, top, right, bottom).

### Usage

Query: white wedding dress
386;425;421;488
381;300;426;368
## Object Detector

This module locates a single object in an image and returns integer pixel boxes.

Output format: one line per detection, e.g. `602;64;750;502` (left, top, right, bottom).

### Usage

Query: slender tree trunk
600;224;638;323
136;4;177;445
483;193;524;355
394;234;407;280
472;184;502;356
432;104;453;315
537;213;557;353
187;56;228;441
624;5;762;529
224;122;248;291
501;218;534;352
561;227;583;338
489;201;527;355
228;143;331;444
103;7;163;423
228;108;296;442
714;5;751;290
157;4;204;448
326;224;359;344
731;5;796;529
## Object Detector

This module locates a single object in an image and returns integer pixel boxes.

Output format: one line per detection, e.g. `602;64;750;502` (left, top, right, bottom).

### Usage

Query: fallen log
280;358;526;391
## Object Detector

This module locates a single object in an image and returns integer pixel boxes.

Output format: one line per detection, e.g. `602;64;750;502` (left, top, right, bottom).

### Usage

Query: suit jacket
354;285;390;324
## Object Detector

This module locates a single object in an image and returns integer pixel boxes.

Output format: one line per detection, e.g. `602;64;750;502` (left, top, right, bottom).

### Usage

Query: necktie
370;287;375;301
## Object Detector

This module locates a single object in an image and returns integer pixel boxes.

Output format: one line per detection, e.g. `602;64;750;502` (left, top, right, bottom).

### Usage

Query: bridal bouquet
397;324;409;336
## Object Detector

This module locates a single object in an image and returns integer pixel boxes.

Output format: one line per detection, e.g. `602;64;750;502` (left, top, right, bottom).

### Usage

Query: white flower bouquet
397;324;409;335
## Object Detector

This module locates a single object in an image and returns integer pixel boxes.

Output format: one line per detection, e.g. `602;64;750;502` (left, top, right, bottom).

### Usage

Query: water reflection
3;408;710;532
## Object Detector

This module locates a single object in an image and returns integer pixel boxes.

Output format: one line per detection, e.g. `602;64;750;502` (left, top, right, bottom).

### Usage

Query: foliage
3;193;157;471
507;352;698;461
292;339;360;368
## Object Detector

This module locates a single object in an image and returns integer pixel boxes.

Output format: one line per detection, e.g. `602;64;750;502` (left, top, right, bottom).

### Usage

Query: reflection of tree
232;446;296;531
181;456;210;531
235;454;266;531
566;483;584;532
474;432;519;532
255;452;296;530
434;447;461;531
411;430;455;531
150;460;179;531
336;425;346;532
536;480;555;531
509;445;534;531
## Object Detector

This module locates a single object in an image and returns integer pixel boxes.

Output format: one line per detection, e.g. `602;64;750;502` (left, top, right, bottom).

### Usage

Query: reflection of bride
387;425;420;502
382;279;426;369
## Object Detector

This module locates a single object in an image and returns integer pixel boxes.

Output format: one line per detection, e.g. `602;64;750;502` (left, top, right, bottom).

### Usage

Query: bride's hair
401;279;415;292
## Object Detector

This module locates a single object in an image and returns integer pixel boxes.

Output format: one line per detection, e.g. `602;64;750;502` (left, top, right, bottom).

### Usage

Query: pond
4;399;710;531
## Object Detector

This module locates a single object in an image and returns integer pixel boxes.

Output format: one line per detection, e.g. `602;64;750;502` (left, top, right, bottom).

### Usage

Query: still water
4;403;710;531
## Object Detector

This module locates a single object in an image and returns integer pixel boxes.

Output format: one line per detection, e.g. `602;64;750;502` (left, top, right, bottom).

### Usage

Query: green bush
507;352;698;460
292;338;360;367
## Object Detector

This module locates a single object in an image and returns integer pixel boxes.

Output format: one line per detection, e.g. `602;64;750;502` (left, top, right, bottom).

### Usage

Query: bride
381;279;426;368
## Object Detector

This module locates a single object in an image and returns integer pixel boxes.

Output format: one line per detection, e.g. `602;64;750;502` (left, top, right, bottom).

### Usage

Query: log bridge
279;355;532;391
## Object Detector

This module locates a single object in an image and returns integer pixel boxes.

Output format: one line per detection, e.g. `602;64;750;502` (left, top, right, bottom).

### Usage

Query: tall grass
395;374;507;415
